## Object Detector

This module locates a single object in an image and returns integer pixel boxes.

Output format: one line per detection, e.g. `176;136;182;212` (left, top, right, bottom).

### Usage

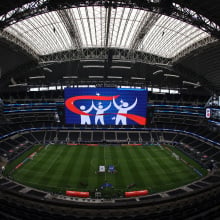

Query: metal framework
0;0;217;61
39;47;171;65
0;0;219;38
3;6;210;58
105;4;112;48
57;10;83;49
172;3;220;37
172;36;218;63
130;13;161;50
0;30;39;60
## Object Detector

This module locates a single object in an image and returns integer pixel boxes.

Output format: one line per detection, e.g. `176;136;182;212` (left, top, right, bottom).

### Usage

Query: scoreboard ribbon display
64;88;147;125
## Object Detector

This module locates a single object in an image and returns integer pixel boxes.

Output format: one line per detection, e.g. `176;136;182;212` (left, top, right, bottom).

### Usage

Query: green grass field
5;144;207;197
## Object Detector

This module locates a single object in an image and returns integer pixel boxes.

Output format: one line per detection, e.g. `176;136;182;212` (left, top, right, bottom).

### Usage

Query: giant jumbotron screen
64;88;147;125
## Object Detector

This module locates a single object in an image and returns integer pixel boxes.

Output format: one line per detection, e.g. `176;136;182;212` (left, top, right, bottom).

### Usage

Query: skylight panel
120;20;133;47
117;18;127;46
4;6;211;57
109;8;146;48
139;15;209;58
83;19;92;46
70;6;106;48
5;11;74;55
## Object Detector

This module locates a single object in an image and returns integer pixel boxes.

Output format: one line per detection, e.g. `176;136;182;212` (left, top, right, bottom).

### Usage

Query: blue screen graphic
64;88;147;125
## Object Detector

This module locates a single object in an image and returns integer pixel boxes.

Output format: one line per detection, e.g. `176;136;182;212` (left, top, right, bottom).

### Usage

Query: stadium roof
0;0;220;94
4;7;209;58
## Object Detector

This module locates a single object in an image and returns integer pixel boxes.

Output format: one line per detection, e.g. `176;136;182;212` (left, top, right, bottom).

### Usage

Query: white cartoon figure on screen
113;97;137;125
79;104;93;125
93;101;111;125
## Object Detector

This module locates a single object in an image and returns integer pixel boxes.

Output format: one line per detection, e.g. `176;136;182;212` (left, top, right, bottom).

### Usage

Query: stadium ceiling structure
0;0;220;94
3;7;211;58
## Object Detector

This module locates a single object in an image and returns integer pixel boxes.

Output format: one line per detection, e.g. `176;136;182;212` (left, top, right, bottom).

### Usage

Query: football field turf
7;144;207;196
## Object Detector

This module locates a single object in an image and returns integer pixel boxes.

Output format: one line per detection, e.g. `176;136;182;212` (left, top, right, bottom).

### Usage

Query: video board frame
64;88;147;126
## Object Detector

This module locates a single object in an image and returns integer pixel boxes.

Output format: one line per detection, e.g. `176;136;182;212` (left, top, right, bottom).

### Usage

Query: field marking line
158;144;164;150
104;146;107;181
37;144;65;174
45;144;50;150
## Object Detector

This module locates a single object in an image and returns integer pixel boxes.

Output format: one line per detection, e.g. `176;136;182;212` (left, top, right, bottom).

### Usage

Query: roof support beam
105;3;112;48
0;0;219;39
172;36;217;63
57;10;82;49
130;13;161;50
0;30;39;60
39;47;171;65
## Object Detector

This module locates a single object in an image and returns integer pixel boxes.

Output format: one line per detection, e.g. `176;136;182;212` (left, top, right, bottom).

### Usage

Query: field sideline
6;144;207;196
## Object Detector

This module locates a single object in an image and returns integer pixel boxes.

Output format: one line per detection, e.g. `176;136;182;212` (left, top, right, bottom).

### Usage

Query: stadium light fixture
152;70;163;75
29;76;46;79
110;66;131;69
9;83;28;87
83;65;104;68
164;74;180;78
131;77;145;80
112;60;132;63
89;76;104;79
183;81;200;87
43;67;53;72
62;76;78;79
107;76;122;79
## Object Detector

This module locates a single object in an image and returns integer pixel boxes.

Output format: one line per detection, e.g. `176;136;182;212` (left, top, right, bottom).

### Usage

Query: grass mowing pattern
6;144;207;196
